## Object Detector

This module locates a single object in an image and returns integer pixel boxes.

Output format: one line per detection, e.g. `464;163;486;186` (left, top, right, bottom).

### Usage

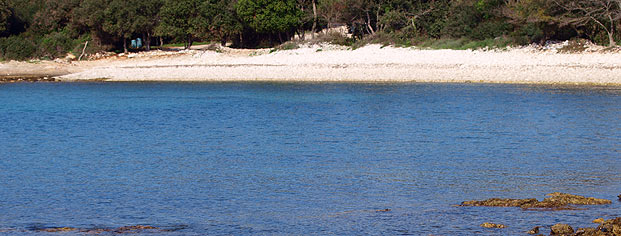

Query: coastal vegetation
0;0;620;60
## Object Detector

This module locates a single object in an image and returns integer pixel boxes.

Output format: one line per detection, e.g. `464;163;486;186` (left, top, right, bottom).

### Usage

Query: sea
1;82;620;235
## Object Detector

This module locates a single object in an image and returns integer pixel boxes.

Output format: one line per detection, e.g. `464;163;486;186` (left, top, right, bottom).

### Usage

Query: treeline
1;0;620;60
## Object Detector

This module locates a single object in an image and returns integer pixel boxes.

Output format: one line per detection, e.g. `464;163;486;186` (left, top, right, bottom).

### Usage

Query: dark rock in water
527;226;540;234
534;218;621;236
460;193;611;210
551;223;574;235
461;198;538;207
480;222;506;229
618;194;620;201
599;218;621;235
574;227;601;236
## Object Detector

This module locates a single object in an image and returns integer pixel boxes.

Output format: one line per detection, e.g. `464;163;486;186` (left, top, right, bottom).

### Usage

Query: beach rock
594;218;605;224
460;193;611;210
527;226;540;234
617;194;620;201
480;222;506;228
65;53;76;61
550;223;574;235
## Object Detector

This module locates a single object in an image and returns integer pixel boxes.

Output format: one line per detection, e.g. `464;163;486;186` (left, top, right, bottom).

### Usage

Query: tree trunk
608;14;616;46
123;38;128;54
186;35;193;49
160;36;164;47
146;32;151;51
366;11;375;35
608;32;616;46
221;36;227;46
311;0;317;39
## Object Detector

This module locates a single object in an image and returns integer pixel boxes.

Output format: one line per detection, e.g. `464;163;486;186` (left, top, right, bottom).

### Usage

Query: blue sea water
0;82;620;235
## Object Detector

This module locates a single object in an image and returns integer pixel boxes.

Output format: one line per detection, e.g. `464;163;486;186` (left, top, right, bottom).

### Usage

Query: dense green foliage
1;0;620;60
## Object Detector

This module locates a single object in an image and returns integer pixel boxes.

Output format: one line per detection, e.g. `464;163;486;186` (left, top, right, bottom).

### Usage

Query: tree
209;0;243;46
236;0;302;43
554;0;621;46
0;0;11;35
319;0;346;29
156;0;209;49
102;0;140;53
133;0;163;50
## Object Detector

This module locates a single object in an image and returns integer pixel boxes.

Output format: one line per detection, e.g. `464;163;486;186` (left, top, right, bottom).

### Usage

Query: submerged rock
527;226;540;234
115;225;158;233
551;224;574;235
461;198;538;207
618;194;620;201
40;227;78;232
480;222;506;228
460;193;611;210
37;225;160;234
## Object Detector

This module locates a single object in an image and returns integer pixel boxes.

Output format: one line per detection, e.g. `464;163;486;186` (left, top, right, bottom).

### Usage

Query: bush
38;30;76;58
312;31;353;46
470;20;510;40
417;37;512;50
510;23;544;45
0;35;36;60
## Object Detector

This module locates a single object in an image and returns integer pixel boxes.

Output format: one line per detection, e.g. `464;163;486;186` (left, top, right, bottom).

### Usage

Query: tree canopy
1;0;620;60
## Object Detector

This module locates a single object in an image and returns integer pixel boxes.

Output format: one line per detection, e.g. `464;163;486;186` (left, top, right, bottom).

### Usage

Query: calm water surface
0;82;620;235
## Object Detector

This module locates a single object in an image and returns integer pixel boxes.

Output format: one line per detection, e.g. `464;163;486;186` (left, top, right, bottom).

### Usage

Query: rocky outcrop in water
461;193;611;210
480;222;506;228
528;226;541;234
551;224;574;235
533;217;621;236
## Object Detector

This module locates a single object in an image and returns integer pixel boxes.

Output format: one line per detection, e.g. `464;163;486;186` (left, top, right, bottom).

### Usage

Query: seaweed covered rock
551;224;574;235
460;193;611;210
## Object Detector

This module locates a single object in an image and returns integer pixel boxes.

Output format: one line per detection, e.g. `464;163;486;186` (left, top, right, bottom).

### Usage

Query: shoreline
2;44;621;86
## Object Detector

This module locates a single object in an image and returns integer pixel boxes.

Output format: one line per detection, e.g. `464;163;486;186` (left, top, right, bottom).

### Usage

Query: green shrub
38;30;76;58
277;41;299;50
510;23;544;45
470;20;510;40
0;35;36;60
